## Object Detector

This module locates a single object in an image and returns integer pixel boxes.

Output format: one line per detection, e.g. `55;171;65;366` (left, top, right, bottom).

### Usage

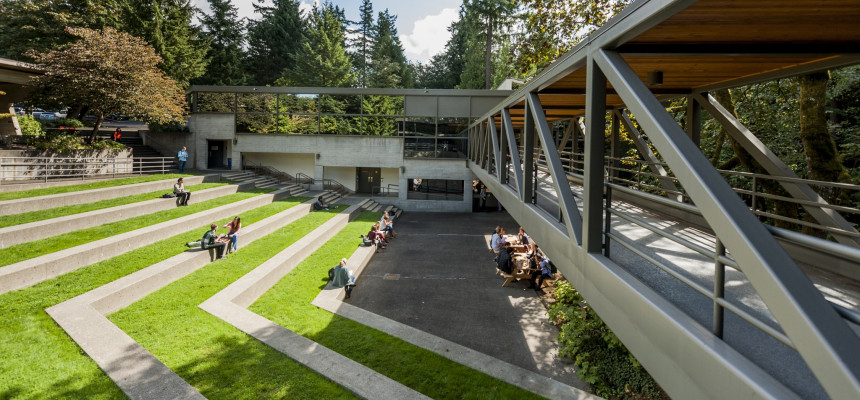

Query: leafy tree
192;0;248;86
26;27;187;142
0;0;123;61
513;0;629;75
246;0;305;86
279;2;354;88
122;0;209;85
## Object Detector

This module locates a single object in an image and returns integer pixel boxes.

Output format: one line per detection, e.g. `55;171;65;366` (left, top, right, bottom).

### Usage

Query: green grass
109;208;353;399
249;212;542;399
0;188;274;268
0;197;309;399
0;174;192;201
0;183;227;228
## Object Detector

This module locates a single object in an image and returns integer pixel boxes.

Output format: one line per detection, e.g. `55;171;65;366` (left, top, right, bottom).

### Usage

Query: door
356;167;380;194
207;140;225;169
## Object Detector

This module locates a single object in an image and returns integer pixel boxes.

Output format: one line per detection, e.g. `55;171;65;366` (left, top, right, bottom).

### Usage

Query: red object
113;128;122;141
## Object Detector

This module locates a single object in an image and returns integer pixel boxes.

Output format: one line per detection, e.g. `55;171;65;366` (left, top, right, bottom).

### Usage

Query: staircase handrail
241;160;295;185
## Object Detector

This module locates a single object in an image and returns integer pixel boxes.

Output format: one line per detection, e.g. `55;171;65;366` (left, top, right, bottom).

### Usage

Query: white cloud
400;8;459;64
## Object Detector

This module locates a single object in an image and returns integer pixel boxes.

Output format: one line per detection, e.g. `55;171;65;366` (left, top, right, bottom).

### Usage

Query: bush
41;118;85;128
148;120;189;133
548;280;665;399
18;115;45;136
30;133;123;152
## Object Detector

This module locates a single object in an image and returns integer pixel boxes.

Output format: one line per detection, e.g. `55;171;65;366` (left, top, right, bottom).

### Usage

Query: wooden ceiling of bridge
497;0;860;127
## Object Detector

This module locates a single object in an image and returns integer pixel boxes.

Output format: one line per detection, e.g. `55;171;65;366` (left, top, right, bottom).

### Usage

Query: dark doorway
207;140;226;169
356;167;380;194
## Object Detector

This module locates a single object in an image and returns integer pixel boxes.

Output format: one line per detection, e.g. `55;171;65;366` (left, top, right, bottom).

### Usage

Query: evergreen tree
349;0;374;87
0;0;124;61
370;9;412;88
460;0;517;89
122;0;209;85
246;0;305;86
416;16;468;89
193;0;247;86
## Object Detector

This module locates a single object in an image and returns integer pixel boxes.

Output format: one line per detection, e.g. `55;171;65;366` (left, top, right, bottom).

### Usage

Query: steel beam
523;99;535;203
583;56;607;254
597;48;860;399
502;109;523;195
489;116;502;179
686;95;701;147
694;92;860;248
528;93;583;243
616;109;683;198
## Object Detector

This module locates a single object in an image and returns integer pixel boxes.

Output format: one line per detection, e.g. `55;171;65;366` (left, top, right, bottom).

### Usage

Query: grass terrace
0;174;191;201
0;197;310;399
0;188;274;268
0;182;227;228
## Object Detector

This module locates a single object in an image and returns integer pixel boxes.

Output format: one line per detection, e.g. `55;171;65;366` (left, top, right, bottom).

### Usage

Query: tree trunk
485;17;493;90
714;89;799;229
90;111;104;143
799;72;852;201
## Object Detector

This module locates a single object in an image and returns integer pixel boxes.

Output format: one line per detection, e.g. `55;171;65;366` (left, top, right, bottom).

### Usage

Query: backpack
328;267;335;281
549;261;557;274
162;193;176;198
360;234;373;247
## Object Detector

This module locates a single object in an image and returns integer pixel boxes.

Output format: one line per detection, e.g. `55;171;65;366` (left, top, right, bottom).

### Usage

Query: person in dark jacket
497;242;514;274
201;223;227;261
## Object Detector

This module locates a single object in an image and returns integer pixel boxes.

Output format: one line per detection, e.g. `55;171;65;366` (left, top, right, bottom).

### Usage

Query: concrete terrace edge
0;174;218;215
45;198;316;400
0;181;253;248
199;201;430;400
0;186;293;295
310;241;599;400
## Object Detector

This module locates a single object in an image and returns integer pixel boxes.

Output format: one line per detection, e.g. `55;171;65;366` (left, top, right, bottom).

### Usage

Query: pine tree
460;0;516;89
370;9;412;88
246;0;305;86
349;0;375;87
122;0;209;85
193;0;247;86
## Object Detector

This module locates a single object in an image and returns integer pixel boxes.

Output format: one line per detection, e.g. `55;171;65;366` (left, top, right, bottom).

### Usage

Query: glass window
319;115;360;135
196;92;234;113
236;113;276;134
437;117;469;137
236;93;276;113
400;117;435;136
407;179;464;201
363;95;404;115
320;95;361;114
437;138;467;159
362;116;399;136
278;94;318;114
404;138;436;158
276;114;318;134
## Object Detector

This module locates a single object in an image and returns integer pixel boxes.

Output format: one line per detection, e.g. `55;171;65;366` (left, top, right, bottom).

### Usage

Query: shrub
18;115;45;136
41;118;85;128
548;280;665;399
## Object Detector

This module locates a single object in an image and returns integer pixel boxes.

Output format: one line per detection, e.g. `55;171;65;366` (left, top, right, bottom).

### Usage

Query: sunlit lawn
0;174;191;201
0;197;308;399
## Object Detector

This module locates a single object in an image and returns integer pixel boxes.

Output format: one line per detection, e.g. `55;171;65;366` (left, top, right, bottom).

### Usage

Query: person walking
177;146;188;173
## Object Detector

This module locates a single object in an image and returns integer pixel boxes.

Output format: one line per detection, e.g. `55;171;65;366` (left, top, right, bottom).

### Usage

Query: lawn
0;188;273;268
0;197;309;399
0;182;226;228
250;212;542;399
0;174;191;201
108;208;353;399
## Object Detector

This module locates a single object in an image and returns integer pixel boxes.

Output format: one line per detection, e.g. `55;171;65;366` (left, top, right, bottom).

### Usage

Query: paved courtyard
348;211;586;390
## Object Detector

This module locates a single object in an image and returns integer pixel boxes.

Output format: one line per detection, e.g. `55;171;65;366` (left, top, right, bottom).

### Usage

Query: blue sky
196;0;463;63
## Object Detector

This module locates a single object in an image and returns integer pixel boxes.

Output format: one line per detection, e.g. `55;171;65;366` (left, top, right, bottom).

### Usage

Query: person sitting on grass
313;196;336;210
201;223;227;261
330;258;356;299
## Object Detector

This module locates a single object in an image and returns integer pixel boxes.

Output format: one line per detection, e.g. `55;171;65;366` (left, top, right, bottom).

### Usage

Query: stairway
221;170;308;196
115;132;176;173
358;199;403;221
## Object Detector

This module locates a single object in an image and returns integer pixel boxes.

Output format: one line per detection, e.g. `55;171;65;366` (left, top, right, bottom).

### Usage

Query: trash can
227;158;232;169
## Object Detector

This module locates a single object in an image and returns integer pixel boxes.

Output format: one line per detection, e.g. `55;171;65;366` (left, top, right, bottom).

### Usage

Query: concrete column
399;169;408;202
312;163;324;191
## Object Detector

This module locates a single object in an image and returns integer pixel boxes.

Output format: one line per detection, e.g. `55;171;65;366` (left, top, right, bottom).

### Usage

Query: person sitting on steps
330;258;356;298
201;223;228;261
174;177;190;206
379;211;397;238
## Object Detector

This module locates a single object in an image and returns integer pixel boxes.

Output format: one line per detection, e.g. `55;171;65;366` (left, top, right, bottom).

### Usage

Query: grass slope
0;182;226;228
0;174;191;201
0;198;309;399
109;208;353;399
0;188;273;268
250;212;543;400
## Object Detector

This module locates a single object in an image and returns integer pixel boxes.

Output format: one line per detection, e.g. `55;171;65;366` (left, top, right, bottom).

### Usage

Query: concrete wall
189;113;235;170
244;152;315;177
324;166;356;191
236;134;404;168
0;149;134;181
396;158;474;212
141;130;192;165
380;167;399;195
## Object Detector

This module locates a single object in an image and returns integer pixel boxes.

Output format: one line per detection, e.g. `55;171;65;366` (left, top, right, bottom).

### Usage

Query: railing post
604;184;612;257
751;176;757;213
44;158;48;183
713;238;726;338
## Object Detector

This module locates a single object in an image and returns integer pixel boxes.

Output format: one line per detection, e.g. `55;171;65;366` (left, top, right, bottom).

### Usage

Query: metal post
686;95;702;147
714;239;726;338
44;158;48;183
751;176;757;213
522;98;535;203
611;110;620;184
604;185;612;257
583;54;607;254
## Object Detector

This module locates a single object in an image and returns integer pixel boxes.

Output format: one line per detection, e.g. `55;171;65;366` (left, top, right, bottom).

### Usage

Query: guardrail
0;156;174;184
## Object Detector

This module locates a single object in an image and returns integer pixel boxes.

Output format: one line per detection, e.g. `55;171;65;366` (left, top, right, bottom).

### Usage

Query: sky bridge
465;0;860;398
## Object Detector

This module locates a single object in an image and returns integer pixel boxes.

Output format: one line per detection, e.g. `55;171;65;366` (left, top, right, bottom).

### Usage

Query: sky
194;0;463;64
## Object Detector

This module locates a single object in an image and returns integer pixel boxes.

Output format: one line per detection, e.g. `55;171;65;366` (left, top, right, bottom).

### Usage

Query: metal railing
294;172;350;195
0;156;174;183
242;159;296;185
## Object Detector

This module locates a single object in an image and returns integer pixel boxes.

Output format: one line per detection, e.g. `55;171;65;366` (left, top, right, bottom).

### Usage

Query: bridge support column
583;54;607;254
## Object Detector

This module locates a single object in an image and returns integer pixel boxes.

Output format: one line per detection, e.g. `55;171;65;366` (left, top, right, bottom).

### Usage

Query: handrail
0;155;173;183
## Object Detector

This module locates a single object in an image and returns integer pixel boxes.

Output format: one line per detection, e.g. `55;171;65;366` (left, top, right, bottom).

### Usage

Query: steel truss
466;43;860;400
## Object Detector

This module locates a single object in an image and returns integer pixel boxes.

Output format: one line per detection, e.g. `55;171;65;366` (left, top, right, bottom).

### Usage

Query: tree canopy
192;0;248;86
26;27;186;141
245;0;305;86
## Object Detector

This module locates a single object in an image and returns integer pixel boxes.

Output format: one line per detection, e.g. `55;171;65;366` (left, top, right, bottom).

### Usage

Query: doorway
207;140;226;169
356;167;380;194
